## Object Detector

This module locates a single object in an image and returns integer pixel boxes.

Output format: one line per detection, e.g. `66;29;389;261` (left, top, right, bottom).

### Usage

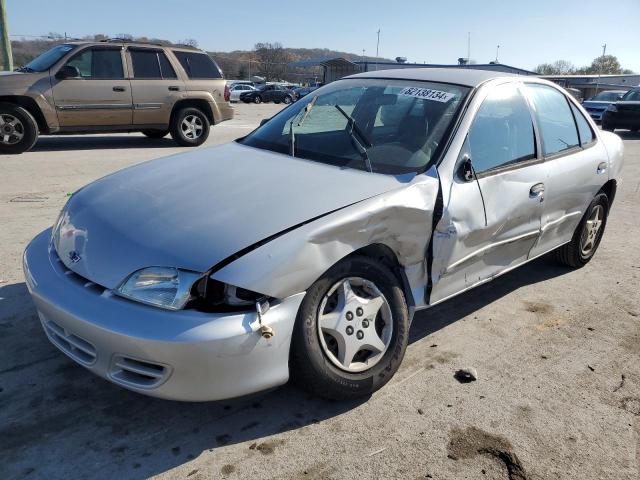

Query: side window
172;51;222;79
569;102;595;146
158;52;177;79
130;49;161;78
66;48;124;79
468;83;536;173
526;84;580;156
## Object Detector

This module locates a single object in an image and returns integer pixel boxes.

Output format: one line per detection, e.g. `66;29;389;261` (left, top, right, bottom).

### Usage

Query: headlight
190;277;270;312
116;267;203;310
607;104;618;112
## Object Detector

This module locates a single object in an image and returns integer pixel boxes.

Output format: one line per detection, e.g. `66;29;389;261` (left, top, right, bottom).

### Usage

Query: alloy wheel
580;204;604;256
317;277;393;373
180;115;204;140
0;114;25;145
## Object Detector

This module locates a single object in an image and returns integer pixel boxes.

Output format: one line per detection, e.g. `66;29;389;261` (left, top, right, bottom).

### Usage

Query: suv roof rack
100;38;165;47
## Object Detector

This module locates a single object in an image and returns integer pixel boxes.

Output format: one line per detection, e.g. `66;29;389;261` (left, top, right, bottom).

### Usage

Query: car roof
346;67;523;87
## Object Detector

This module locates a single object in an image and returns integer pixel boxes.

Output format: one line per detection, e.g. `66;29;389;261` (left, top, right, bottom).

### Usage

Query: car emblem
68;250;81;263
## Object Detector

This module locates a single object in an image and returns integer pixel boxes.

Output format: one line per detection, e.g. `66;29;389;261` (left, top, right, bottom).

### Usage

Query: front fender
212;169;440;304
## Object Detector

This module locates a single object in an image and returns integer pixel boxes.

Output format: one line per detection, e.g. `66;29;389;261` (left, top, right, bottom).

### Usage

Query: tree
583;54;623;74
179;38;199;48
254;42;290;81
534;59;575;75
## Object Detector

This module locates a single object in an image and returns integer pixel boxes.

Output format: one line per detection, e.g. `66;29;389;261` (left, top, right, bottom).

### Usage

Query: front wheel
169;107;210;147
283;95;292;104
0;103;39;154
254;96;262;104
556;193;609;268
291;256;409;400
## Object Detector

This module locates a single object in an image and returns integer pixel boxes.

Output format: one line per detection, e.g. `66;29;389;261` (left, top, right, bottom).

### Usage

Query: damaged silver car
23;68;623;401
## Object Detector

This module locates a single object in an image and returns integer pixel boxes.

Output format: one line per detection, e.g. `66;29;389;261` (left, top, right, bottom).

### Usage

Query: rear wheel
169;107;210;147
291;256;409;400
556;193;609;268
141;129;169;139
0;103;39;154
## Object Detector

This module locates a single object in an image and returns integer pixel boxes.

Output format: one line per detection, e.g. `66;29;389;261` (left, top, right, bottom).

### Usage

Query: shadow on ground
30;135;177;152
0;254;570;479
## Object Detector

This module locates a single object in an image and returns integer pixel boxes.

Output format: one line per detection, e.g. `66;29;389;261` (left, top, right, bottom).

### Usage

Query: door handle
530;183;545;201
168;86;180;91
597;162;607;174
113;86;126;92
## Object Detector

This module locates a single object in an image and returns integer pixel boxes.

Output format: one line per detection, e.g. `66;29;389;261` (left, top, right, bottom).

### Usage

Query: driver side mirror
55;65;81;80
458;154;474;182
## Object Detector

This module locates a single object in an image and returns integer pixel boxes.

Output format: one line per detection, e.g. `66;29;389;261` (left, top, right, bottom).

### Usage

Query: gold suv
0;39;233;153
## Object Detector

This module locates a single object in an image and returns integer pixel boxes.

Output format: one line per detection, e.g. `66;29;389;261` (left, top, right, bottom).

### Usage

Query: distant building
289;57;537;84
539;74;640;99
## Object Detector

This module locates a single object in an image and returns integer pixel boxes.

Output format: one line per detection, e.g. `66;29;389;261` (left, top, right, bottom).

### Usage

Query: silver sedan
24;68;623;401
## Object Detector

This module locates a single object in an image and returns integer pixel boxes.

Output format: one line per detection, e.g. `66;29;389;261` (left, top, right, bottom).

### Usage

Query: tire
290;255;409;400
601;123;614;132
254;96;262;104
169;107;210;147
283;95;292;104
141;129;169;139
0;103;39;154
556;193;609;268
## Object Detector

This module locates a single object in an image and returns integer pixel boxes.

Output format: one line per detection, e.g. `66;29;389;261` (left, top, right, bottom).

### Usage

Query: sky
6;0;640;72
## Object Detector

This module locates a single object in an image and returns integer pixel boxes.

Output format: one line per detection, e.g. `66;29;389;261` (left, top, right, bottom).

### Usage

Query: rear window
172;51;222;79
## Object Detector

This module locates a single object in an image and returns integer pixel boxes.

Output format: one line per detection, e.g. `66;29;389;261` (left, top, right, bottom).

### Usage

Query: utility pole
495;44;500;63
595;43;606;96
375;29;380;71
0;0;13;71
467;32;471;67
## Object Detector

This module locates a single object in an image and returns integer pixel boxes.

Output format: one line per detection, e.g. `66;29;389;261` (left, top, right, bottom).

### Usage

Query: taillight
224;85;230;102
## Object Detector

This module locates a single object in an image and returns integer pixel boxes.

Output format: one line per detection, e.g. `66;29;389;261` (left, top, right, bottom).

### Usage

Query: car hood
54;142;405;289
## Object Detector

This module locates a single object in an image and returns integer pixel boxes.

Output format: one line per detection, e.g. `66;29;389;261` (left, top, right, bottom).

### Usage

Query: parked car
2;39;233;153
601;87;640;132
229;83;256;102
582;90;626;122
240;83;295;104
293;85;319;99
24;68;623;401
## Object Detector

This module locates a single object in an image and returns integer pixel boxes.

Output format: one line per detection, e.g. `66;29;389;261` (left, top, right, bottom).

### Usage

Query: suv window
468;83;536;174
172;51;222;79
622;89;640;101
526;84;580;156
569;102;595;146
66;47;124;79
130;49;177;79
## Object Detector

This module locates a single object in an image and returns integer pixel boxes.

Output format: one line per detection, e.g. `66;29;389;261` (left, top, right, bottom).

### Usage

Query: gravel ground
0;103;639;480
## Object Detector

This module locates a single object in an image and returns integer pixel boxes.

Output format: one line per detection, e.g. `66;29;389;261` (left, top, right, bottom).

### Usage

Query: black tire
0;103;39;154
283;95;292;104
169;107;210;147
556;193;609;268
290;255;409;400
141;129;169;139
254;96;262;104
601;123;614;132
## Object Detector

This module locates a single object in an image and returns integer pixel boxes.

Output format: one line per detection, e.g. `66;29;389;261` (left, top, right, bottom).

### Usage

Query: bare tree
254;42;290;81
535;59;575;75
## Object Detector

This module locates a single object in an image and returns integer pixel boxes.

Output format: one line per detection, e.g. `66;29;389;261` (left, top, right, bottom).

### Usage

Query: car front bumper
23;229;305;401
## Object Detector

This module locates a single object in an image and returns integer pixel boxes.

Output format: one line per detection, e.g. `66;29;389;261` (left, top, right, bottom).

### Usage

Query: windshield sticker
399;87;455;103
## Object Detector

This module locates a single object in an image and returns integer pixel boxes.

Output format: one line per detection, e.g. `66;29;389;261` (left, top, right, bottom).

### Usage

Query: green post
0;0;13;71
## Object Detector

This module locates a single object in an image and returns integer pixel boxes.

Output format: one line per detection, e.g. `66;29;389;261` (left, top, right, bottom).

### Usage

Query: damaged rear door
430;82;546;304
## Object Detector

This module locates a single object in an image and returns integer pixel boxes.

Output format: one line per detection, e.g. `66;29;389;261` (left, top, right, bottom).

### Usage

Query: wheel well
346;244;415;309
0;96;48;133
599;179;617;206
171;99;215;125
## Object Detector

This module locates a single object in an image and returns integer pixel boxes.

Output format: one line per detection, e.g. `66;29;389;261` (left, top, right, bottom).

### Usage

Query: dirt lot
1;103;639;480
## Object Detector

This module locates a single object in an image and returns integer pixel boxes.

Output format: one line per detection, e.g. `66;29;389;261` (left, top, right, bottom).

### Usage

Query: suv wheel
170;107;210;147
291;256;409;399
0;103;39;154
254;96;262;104
141;129;169;139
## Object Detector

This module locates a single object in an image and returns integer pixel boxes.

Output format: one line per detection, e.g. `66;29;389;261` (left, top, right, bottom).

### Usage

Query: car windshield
622;90;640;101
590;91;622;101
240;78;470;174
23;44;77;72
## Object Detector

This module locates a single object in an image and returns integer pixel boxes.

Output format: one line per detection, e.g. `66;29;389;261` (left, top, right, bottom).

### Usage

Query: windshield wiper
334;105;374;173
288;95;318;157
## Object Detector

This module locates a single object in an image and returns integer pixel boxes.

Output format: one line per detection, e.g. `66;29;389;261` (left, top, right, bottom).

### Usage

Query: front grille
42;318;97;365
109;355;169;389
